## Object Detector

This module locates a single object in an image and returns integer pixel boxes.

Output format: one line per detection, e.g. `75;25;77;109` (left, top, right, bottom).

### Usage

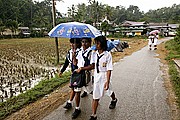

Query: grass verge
0;72;71;120
165;38;180;108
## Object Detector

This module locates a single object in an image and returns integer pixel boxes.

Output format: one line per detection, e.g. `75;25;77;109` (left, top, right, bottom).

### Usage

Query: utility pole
52;0;59;64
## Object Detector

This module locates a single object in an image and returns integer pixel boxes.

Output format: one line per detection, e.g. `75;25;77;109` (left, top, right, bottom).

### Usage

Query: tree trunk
52;0;59;64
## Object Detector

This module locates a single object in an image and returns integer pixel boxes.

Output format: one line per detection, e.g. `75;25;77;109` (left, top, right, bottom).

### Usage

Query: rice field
0;37;70;102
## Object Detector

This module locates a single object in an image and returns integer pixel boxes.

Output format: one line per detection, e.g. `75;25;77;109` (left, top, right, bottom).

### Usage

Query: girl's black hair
70;38;81;43
94;35;107;51
69;38;82;48
81;37;92;43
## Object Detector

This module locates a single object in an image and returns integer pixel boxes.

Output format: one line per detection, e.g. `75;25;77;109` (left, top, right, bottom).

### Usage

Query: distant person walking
153;33;159;50
148;33;155;50
148;33;159;50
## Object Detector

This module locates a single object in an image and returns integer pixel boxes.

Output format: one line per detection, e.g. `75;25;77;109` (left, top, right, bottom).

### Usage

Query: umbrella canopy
48;22;102;38
149;30;160;35
91;40;120;51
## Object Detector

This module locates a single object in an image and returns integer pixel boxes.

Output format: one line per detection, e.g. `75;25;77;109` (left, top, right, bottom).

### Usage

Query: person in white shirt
69;37;93;119
76;38;93;98
59;38;81;74
59;38;82;115
148;34;155;50
153;33;159;50
76;36;117;120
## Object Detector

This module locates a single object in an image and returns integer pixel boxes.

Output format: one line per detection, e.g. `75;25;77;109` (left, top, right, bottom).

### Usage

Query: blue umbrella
48;22;102;38
91;40;120;51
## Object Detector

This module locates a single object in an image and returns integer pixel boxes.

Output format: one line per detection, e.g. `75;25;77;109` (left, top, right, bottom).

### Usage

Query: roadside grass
0;72;71;120
165;38;180;107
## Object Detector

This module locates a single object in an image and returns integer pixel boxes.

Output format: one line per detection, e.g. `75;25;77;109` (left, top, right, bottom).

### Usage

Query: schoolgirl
76;35;117;120
59;38;82;116
70;37;93;119
76;37;93;97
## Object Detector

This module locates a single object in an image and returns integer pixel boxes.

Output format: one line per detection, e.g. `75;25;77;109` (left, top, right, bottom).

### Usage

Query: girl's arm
59;56;69;77
104;70;111;90
60;57;69;73
76;63;95;73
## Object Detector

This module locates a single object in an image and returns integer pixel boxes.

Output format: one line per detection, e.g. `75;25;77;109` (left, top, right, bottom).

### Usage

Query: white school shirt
91;51;113;99
67;48;81;63
90;51;113;73
153;35;158;45
76;47;92;68
148;35;154;45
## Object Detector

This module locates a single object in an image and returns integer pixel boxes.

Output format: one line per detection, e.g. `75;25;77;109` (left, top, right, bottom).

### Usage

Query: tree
101;20;111;36
67;4;77;21
113;6;127;24
76;3;87;22
0;19;5;36
126;5;143;21
6;19;18;36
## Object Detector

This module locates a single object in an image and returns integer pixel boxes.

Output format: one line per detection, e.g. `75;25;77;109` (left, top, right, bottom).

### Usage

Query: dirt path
4;38;179;120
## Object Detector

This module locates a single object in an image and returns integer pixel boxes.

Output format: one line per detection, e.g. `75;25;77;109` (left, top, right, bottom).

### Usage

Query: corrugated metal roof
18;27;29;30
122;20;147;26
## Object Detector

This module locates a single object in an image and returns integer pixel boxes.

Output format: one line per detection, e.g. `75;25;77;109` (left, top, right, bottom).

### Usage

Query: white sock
91;114;97;117
75;107;80;110
68;100;72;103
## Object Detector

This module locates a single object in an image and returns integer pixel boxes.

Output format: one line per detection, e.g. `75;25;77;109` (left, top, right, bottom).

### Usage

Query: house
120;20;148;36
147;23;179;36
115;21;179;37
18;27;30;37
93;16;118;35
167;24;179;36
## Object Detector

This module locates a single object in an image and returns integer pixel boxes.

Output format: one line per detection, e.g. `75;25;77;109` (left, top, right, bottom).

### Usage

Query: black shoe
81;91;87;98
90;91;93;95
89;116;97;120
109;98;117;109
63;102;72;110
72;109;81;119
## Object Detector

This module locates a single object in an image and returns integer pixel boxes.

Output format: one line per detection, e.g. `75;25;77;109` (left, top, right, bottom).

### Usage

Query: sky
36;0;180;13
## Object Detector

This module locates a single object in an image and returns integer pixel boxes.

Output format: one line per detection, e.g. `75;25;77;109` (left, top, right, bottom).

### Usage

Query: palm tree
6;19;18;36
67;4;77;21
0;20;5;36
33;10;49;28
101;20;110;36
